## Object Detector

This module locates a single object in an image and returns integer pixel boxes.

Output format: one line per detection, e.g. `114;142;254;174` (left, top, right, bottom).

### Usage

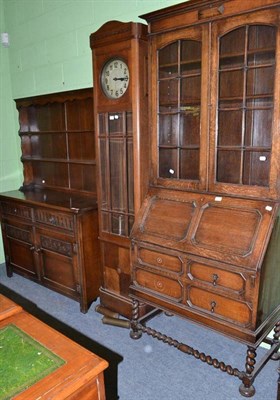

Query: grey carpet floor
0;263;278;400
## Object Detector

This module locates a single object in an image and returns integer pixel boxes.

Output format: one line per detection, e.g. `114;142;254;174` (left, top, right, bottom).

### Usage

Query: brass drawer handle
156;257;163;264
210;301;216;313
212;273;219;286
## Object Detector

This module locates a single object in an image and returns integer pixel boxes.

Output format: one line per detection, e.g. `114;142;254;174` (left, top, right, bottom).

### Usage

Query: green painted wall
0;0;22;263
4;0;184;98
0;0;184;263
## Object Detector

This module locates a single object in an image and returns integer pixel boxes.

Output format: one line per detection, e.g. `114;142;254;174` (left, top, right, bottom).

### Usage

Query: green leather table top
0;324;65;400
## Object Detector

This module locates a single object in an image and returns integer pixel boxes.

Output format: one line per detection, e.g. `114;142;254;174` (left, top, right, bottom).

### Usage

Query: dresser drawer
35;209;74;231
138;247;182;273
188;286;252;327
188;261;246;294
134;268;183;301
1;202;32;220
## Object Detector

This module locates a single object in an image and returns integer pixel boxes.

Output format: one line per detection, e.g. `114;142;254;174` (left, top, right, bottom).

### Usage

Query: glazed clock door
98;111;134;237
209;10;280;199
151;24;209;191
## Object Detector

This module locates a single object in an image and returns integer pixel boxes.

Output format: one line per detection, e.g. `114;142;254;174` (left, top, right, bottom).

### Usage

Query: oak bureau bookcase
0;89;101;313
128;0;280;396
90;21;153;324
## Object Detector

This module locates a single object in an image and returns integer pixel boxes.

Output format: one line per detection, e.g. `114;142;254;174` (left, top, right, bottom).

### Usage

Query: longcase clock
90;21;152;324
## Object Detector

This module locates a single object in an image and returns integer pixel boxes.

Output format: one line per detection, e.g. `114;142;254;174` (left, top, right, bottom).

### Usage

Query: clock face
101;58;130;99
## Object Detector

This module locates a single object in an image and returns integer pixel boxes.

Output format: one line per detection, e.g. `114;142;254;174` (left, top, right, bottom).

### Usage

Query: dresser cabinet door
37;228;80;301
2;220;37;279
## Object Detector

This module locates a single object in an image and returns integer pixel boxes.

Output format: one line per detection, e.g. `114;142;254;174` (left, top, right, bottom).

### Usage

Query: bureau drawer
188;261;246;294
1;202;32;220
35;209;74;231
138;247;182;273
188;286;252;326
134;269;183;301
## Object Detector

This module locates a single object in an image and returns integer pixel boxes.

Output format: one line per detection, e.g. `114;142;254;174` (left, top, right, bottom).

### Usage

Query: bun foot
164;311;173;317
130;330;142;340
239;383;256;397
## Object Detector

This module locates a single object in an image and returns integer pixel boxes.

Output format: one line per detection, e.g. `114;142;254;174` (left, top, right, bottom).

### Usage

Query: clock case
90;21;153;324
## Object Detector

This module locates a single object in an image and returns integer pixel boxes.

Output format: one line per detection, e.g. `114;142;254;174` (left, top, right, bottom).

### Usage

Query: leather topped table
0;296;108;399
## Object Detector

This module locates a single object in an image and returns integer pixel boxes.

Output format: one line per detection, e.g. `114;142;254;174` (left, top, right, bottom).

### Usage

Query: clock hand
113;77;129;82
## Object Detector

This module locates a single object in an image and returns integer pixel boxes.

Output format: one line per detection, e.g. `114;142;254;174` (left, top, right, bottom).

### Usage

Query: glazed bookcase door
98;111;134;237
150;25;209;191
209;10;280;199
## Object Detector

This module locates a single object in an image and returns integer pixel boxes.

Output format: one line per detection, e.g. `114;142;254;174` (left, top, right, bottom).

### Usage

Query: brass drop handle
210;301;216;313
212;273;219;286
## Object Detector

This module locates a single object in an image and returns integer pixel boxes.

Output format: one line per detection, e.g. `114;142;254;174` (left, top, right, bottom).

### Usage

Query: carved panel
40;235;73;257
5;224;32;244
35;209;74;231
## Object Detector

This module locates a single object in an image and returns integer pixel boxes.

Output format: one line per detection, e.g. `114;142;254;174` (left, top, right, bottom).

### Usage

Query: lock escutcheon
210;301;217;313
212;273;219;286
